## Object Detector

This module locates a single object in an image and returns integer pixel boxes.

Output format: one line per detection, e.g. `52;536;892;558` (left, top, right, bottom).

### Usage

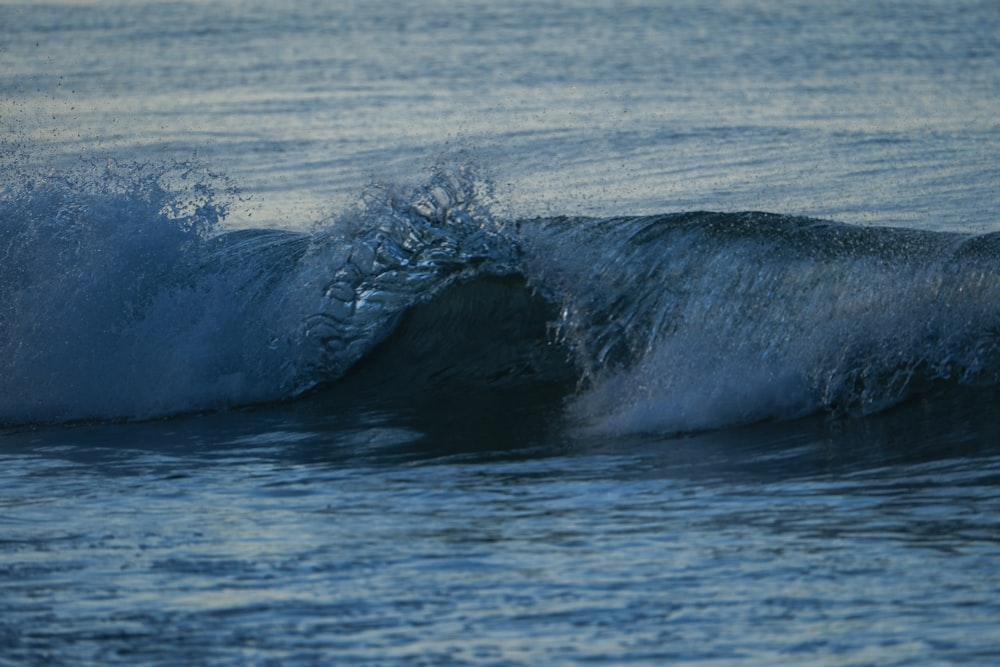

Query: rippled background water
4;0;998;228
2;0;1000;664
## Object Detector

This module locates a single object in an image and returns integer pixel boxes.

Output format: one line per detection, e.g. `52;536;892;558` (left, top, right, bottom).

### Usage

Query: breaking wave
3;161;1000;434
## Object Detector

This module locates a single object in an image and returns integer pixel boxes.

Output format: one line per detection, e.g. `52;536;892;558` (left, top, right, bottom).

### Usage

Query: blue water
3;1;1000;664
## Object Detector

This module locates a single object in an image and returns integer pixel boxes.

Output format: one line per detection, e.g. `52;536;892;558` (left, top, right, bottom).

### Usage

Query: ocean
2;0;1000;664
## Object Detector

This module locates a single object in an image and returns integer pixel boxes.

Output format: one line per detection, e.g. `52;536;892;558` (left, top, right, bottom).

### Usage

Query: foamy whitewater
2;1;1000;665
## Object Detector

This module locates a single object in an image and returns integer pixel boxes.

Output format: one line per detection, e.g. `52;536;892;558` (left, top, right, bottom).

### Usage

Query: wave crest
295;165;522;389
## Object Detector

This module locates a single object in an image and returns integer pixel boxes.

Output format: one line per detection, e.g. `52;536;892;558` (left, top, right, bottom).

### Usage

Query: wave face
3;164;1000;432
526;213;1000;433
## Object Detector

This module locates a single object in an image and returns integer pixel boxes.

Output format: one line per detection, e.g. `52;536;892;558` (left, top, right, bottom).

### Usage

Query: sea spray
0;163;522;425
